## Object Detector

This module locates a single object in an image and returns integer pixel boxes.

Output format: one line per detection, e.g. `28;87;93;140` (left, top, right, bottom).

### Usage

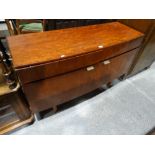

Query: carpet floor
12;62;155;135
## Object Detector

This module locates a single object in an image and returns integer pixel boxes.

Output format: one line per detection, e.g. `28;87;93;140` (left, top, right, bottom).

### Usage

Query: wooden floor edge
0;114;34;135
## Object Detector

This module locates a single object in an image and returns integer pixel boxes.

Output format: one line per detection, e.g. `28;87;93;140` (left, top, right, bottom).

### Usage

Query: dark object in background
46;19;115;30
5;19;115;34
0;40;11;66
119;19;155;76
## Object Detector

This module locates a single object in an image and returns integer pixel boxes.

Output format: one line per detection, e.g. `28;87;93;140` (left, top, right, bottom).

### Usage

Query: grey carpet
12;62;155;135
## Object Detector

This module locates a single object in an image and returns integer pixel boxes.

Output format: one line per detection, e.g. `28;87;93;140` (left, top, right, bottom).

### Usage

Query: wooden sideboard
7;22;144;113
119;19;155;76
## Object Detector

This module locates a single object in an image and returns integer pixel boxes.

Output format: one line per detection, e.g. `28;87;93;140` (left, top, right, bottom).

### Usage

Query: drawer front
17;38;143;84
23;49;138;112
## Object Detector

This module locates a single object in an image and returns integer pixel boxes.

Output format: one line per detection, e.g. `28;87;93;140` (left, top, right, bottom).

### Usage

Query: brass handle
102;60;110;65
86;66;95;71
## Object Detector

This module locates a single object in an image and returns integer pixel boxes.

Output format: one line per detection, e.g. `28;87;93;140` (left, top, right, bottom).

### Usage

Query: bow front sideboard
7;22;144;113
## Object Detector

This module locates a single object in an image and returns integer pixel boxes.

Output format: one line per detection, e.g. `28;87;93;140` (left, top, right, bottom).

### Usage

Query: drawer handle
102;60;110;65
86;66;95;71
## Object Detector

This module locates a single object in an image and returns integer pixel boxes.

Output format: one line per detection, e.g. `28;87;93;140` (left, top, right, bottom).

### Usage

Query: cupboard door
23;49;138;112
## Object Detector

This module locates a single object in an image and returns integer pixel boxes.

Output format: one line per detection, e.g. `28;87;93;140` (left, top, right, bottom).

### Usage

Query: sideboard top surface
7;22;144;68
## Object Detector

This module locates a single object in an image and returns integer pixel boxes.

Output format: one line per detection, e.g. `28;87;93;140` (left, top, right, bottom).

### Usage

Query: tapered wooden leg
119;74;126;81
35;112;42;120
53;105;57;113
107;82;113;88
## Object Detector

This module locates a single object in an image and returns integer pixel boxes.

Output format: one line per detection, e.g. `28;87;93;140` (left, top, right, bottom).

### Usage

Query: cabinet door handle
102;60;110;65
86;66;95;71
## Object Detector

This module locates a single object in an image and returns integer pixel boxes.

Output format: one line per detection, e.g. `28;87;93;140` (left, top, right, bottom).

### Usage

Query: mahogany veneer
7;22;144;113
119;19;155;76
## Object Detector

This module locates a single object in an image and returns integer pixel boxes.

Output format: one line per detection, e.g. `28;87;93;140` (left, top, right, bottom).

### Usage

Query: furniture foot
119;74;126;81
53;105;57;113
35;112;42;121
144;66;150;70
107;82;113;88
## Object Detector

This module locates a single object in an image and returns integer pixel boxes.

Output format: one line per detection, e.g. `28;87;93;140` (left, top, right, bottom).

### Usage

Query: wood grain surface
7;22;144;69
118;19;155;76
16;39;143;84
23;49;138;112
7;22;144;113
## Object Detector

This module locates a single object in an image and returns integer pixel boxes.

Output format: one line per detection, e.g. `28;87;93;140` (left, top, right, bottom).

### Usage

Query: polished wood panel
23;49;138;112
118;19;153;33
129;26;155;75
17;38;143;84
119;19;155;76
7;22;143;69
